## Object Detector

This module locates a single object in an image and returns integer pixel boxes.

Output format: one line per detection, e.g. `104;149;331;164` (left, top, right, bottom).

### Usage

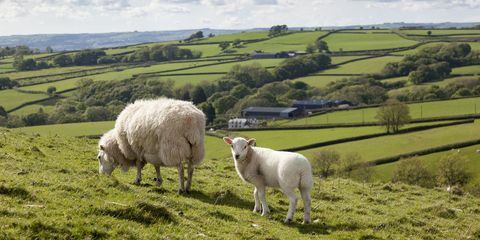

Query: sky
0;0;479;36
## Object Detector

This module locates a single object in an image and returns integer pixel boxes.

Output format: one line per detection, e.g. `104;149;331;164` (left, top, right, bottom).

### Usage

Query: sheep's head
223;137;256;162
97;130;120;175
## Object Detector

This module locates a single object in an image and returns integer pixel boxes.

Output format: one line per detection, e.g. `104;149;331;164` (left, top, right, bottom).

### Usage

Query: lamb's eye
243;146;246;149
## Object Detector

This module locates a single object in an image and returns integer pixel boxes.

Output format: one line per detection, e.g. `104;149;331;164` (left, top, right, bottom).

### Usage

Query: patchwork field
197;31;269;43
317;56;403;75
293;75;349;88
323;33;418;52
236;31;328;53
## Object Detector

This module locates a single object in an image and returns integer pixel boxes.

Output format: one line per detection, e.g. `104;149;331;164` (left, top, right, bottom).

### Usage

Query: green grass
387;76;480;98
0;65;104;80
396;42;480;55
146;74;224;87
298;121;480;162
1;128;480;239
0;90;49;111
451;65;480;75
293;75;349;88
372;144;480;184
10;104;55;116
323;33;418;52
284;97;480;126
197;31;269;43
169;59;284;74
318;56;403;75
236;31;328;53
13;121;115;137
180;44;223;57
330;56;370;65
399;29;480;36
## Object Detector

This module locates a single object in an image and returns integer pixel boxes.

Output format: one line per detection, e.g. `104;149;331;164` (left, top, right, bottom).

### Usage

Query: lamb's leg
134;160;145;185
185;161;194;194
300;188;311;224
253;187;261;213
283;188;298;223
177;163;185;194
154;165;163;186
256;185;269;216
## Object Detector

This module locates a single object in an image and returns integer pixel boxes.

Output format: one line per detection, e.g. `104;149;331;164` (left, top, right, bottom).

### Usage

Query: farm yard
2;27;480;238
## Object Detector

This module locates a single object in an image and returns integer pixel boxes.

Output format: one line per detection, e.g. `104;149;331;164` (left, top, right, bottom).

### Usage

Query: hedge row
135;59;245;78
278;119;474;152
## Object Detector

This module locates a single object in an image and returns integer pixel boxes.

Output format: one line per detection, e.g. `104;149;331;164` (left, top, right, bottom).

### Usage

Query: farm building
242;107;303;119
292;100;352;110
250;51;295;59
228;118;259;129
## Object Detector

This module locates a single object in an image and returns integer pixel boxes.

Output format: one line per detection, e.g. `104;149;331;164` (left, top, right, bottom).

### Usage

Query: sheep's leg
253;188;261;213
134;160;145;185
300;188;311;224
154;165;163;186
255;185;269;216
283;188;298;223
185;162;194;194
177;163;185;194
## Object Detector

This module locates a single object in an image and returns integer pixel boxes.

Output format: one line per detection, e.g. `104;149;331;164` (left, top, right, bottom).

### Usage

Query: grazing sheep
223;137;313;224
97;98;205;193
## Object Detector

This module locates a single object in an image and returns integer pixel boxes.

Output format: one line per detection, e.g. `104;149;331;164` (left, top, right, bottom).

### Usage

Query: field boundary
276;119;474;152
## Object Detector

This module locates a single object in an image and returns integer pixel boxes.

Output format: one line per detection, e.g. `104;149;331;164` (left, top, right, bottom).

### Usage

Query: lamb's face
223;137;256;162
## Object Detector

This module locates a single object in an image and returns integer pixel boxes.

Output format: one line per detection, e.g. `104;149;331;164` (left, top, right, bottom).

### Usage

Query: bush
376;99;411;133
313;149;340;178
84;106;111;122
337;152;362;178
53;55;73;67
22;112;49;126
392;157;435;188
437;152;471;187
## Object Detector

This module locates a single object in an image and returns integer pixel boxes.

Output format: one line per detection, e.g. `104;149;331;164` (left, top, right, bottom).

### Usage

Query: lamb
97;98;206;193
223;137;313;224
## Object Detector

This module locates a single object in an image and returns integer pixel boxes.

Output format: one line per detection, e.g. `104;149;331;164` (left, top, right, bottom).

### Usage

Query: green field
388;76;480;97
10;104;55;116
397;42;480;55
13;121;115;137
323;33;418;52
399;29;480;36
318;56;403;75
330;55;370;65
236;31;328;53
197;31;269;43
0;89;49;111
0;65;105;80
166;59;284;74
1;128;480;239
372;144;480;184
451;65;480;75
148;74;224;87
285;97;480;126
298;121;480;162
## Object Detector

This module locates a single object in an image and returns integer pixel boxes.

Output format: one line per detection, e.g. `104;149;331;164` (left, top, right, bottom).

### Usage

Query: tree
47;86;57;96
15;58;37;71
84;106;111;121
313;149;340;178
191;86;207;104
392;157;435;188
22;111;49;126
53;55;73;67
213;95;238;114
305;43;316;54
268;25;288;37
437;152;471;187
219;42;230;51
427;30;432;36
46;46;54;53
376;99;411;133
232;39;241;48
73;50;106;65
315;40;329;52
0;106;7;118
337;152;362;178
0;77;17;90
208;33;215;38
185;31;204;41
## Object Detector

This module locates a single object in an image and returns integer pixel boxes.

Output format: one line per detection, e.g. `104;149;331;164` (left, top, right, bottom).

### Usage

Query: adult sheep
97;98;205;193
223;137;313;224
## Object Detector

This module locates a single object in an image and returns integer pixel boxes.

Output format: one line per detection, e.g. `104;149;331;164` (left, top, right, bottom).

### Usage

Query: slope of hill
1;128;479;239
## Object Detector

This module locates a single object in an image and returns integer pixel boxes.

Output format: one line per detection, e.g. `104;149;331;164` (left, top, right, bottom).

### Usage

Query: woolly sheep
223;137;313;224
97;98;206;193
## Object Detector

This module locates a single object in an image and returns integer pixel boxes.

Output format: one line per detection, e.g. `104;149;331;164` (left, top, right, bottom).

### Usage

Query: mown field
1;128;480;239
318;56;403;75
323;33;418;52
235;31;328;53
197;31;269;43
399;29;480;36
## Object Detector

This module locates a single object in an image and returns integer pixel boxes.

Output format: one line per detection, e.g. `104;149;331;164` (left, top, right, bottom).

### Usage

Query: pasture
235;31;328;53
322;33;418;52
293;75;349;88
0;89;48;111
317;56;403;75
1;128;479;239
197;31;269;43
399;29;480;36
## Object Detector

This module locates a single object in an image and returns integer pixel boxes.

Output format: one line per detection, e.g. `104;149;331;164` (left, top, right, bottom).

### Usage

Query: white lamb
97;98;205;193
223;137;313;224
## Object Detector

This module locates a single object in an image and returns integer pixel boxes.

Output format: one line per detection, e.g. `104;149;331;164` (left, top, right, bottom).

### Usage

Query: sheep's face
97;147;117;175
223;137;256;162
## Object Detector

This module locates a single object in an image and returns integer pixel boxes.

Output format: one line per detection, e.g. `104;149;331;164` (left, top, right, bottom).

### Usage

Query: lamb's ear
223;137;233;145
248;138;256;146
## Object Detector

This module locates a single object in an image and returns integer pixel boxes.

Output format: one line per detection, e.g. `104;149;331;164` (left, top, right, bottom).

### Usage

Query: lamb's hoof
302;220;311;225
133;179;141;185
284;218;293;224
261;211;270;217
253;207;261;213
153;178;163;186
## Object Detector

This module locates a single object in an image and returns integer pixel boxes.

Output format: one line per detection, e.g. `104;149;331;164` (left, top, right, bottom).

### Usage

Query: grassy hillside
236;31;328;53
323;33;418;51
1;128;480;239
318;56;403;75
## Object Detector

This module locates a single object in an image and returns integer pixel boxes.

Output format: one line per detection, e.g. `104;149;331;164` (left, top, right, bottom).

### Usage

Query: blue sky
0;0;479;36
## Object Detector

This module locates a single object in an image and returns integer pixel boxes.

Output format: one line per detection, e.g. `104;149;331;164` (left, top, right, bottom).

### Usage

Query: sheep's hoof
153;178;163;186
133;179;141;185
253;207;261;213
261;211;270;217
284;218;293;224
302;220;311;225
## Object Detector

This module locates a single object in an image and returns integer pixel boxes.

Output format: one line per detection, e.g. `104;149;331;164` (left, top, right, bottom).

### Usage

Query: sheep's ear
100;145;105;151
223;137;233;145
248;138;256;146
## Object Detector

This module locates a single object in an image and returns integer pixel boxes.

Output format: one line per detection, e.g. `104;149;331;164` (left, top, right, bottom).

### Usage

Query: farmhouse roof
242;107;298;113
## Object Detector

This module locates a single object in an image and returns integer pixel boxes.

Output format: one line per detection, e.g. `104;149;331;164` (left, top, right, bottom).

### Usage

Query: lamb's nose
235;154;240;159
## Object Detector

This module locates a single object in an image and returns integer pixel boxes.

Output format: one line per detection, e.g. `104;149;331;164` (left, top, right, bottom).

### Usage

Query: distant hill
0;29;247;51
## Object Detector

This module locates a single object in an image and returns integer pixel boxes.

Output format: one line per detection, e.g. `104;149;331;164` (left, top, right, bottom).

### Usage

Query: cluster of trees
391;77;480;102
184;31;204;42
376;99;411;133
218;39;242;52
322;77;389;105
393;153;471;191
0;77;18;90
13;55;51;71
274;53;331;80
381;43;478;84
52;50;107;67
122;45;201;63
306;38;329;54
312;150;372;181
268;25;288;37
0;45;32;59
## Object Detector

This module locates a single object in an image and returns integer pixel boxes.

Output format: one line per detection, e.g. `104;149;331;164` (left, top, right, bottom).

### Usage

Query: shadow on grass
0;185;33;200
290;221;362;235
21;221;109;240
92;201;176;225
184;190;252;210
